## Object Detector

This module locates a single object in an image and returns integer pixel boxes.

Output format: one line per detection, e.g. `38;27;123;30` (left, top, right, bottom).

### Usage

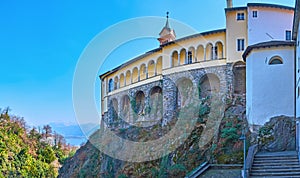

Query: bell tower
158;12;176;46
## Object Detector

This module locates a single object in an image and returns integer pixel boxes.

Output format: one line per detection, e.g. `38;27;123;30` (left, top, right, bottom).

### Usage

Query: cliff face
59;95;247;177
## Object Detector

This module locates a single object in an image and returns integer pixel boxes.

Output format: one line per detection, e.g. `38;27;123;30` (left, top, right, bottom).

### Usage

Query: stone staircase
250;151;300;177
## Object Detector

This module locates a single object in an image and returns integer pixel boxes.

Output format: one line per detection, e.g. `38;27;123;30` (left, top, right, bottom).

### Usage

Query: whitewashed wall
296;23;300;119
248;7;293;45
246;47;294;126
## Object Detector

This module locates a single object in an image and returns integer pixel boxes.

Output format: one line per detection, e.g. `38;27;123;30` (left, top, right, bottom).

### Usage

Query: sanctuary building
100;0;296;131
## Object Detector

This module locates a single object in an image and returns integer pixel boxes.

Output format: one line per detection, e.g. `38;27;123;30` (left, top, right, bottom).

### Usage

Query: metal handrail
244;144;258;178
185;161;210;178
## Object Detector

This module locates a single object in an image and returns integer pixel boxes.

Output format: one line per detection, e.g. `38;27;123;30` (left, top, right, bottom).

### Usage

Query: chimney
227;0;233;8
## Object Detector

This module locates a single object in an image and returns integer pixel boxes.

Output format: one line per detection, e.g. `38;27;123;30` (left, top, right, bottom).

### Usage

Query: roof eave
99;48;162;78
247;3;294;11
243;41;295;61
225;7;247;13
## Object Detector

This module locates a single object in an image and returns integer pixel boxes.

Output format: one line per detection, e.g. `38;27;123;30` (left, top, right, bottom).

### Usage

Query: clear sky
0;0;295;126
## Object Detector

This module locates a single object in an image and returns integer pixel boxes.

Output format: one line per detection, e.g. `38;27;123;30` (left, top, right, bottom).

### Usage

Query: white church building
294;0;300;120
243;2;296;128
243;41;295;126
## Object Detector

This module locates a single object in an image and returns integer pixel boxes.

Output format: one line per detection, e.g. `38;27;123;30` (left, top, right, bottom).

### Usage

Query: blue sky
0;0;295;126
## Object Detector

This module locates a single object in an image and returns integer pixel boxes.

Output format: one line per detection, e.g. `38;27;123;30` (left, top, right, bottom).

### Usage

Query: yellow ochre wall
226;9;248;63
101;31;227;114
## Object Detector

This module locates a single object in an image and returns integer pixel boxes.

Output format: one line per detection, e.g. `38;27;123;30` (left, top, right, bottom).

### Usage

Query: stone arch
180;48;187;65
199;73;220;98
176;77;194;108
205;43;213;60
109;98;118;122
140;64;147;80
171;50;179;67
132;67;139;83
119;73;125;88
188;46;195;64
156;56;162;75
148;60;155;78
134;91;145;115
215;41;224;59
125;70;131;86
196;44;204;62
233;61;246;94
149;86;163;120
121;95;131;122
114;76;119;90
108;78;114;92
150;86;163;99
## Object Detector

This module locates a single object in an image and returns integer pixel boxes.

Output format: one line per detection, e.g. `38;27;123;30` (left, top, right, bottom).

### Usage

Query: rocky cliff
59;95;248;177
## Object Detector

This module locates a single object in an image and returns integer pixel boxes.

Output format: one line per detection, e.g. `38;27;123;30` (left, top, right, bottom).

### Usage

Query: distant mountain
49;122;99;146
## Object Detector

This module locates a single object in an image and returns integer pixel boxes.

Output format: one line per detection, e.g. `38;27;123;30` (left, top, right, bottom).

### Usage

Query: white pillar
185;51;188;64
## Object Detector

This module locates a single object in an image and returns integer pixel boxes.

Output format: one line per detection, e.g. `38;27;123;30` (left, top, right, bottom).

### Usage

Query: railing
244;144;258;178
106;57;226;96
165;58;226;71
296;119;300;163
107;75;162;96
185;161;210;178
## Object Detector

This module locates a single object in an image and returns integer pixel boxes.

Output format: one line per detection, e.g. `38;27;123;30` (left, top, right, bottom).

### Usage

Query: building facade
294;0;300;120
243;41;295;127
100;1;294;129
293;0;300;153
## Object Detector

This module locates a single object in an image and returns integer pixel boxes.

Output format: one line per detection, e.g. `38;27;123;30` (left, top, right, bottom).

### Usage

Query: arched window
269;57;283;65
215;42;224;59
148;60;155;78
213;46;218;60
156;57;162;75
171;51;179;67
206;43;213;60
179;49;186;65
187;51;193;64
114;76;119;90
108;79;114;92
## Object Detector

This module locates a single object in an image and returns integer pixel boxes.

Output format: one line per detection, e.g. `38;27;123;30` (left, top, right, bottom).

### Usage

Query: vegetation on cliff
59;95;248;177
0;108;76;177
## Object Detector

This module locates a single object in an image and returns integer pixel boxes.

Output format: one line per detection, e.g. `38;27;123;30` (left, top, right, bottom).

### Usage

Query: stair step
254;159;298;163
253;161;299;164
251;176;300;178
255;151;297;157
250;171;300;176
252;163;300;167
252;165;300;169
253;162;299;165
250;151;300;177
254;156;298;160
251;168;300;172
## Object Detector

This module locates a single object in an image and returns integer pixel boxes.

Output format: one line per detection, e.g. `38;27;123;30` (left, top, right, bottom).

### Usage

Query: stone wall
103;64;237;128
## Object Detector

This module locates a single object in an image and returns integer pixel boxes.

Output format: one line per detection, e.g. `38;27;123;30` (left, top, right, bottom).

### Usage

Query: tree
0;108;76;177
29;127;41;140
38;145;56;164
53;132;66;148
43;125;52;139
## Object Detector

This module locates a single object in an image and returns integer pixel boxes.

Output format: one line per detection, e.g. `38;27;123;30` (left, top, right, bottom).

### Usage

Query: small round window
269;57;283;65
